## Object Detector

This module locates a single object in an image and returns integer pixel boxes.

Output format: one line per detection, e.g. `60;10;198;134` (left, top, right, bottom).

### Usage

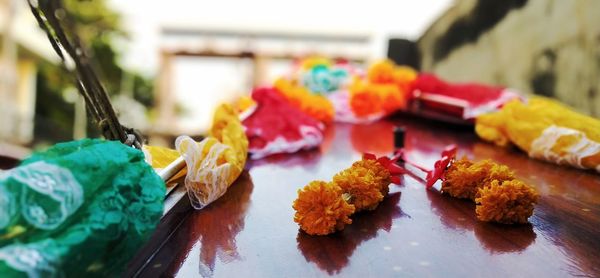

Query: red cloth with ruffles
411;74;505;106
243;87;324;159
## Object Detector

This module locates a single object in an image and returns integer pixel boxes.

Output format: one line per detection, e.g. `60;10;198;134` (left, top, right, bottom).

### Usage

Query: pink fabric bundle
243;87;325;159
411;74;522;119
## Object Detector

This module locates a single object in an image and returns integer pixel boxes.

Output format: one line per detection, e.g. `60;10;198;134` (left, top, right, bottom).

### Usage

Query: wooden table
129;116;600;277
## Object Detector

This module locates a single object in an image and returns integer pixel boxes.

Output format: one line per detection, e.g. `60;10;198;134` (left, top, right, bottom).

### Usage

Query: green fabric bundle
0;139;165;277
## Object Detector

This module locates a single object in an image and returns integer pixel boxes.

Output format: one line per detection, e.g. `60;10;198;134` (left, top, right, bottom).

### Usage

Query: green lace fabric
0;139;165;277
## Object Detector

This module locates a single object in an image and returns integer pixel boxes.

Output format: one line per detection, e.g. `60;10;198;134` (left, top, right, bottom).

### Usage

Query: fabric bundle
237;58;418;159
476;97;600;172
242;87;325;159
0;139;165;277
144;103;248;209
235;56;542;160
410;74;521;119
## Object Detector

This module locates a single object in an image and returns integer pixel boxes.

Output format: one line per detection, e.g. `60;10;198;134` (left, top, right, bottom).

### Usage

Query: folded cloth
243;87;325;159
144;104;248;209
0;139;165;277
476;97;600;172
411;74;521;119
177;104;248;209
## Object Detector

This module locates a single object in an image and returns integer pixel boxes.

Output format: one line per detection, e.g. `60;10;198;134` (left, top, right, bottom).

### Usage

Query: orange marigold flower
381;87;407;113
274;78;334;123
349;76;408;117
352;159;391;196
349;92;384;117
349;78;385;116
475;179;539;224
442;158;514;200
368;59;398;84
293;181;355;235
333;159;391;212
367;59;417;88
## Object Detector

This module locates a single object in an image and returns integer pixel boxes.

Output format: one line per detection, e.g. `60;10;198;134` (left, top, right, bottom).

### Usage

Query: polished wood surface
0;156;19;170
136;116;600;277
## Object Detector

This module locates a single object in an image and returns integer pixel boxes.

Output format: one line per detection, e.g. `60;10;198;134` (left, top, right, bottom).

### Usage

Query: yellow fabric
143;145;186;182
208;103;248;185
143;103;248;187
234;96;256;114
476;97;600;172
144;146;179;169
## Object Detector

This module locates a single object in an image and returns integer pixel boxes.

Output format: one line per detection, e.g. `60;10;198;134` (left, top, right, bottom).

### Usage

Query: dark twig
26;0;145;148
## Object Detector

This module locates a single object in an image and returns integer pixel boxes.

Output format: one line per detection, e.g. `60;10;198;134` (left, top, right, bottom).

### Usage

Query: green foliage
132;74;155;107
34;68;74;146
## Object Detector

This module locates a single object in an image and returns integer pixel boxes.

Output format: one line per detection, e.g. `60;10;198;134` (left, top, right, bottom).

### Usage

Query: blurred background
1;0;599;158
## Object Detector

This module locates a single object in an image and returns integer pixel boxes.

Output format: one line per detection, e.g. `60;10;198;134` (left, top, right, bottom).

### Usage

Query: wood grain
133;116;600;277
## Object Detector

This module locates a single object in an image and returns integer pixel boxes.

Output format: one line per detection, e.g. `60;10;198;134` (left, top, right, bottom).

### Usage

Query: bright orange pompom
367;59;398;84
442;158;514;200
274;78;334;123
475;179;539;224
367;59;417;87
293;181;355;235
352;159;391;196
349;61;413;117
348;81;385;116
333;159;391;211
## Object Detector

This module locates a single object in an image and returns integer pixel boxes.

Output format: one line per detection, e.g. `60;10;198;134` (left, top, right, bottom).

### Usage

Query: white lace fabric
0;243;58;278
530;125;600;172
0;161;83;230
176;136;233;209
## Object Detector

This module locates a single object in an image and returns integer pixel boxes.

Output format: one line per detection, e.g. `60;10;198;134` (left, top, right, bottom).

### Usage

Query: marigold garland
367;59;418;89
293;157;394;235
349;78;404;116
355;159;392;196
292;181;355;235
475;179;539;224
348;60;416;117
437;156;538;224
442;158;514;200
274;78;335;123
333;159;391;211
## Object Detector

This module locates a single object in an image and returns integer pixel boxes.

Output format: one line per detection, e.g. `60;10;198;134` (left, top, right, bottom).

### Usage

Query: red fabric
424;145;457;188
242;87;324;156
411;74;505;106
371;145;457;188
363;153;407;185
